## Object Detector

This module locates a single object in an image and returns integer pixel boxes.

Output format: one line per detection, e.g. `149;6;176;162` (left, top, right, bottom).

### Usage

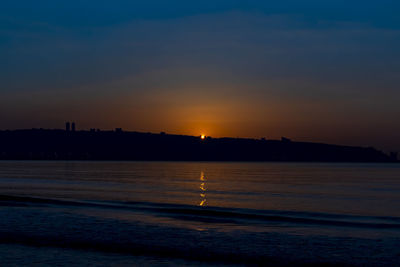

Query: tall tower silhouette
71;122;76;132
65;122;70;132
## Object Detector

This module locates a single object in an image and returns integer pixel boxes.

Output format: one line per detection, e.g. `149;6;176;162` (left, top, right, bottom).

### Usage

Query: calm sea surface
0;161;400;266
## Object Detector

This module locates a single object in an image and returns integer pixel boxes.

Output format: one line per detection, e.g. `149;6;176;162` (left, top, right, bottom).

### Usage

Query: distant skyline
1;1;400;151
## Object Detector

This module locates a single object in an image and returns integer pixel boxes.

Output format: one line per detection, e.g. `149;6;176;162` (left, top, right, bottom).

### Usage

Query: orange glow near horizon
201;135;206;140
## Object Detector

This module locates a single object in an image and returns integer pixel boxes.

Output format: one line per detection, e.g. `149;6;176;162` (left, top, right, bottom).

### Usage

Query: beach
0;161;399;266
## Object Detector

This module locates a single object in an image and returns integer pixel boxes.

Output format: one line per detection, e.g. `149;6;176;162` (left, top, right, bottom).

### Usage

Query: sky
1;1;399;151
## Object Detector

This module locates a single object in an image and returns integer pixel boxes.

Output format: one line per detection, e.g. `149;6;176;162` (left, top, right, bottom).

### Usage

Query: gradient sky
1;1;399;151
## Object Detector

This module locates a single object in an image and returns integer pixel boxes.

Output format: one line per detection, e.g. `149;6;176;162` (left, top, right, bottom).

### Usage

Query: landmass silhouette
0;124;397;162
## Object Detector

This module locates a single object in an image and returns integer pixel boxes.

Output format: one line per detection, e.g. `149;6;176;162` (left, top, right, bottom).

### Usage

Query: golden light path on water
199;171;206;206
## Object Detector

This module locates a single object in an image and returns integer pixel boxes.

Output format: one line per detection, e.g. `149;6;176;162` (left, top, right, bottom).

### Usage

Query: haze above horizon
1;1;399;151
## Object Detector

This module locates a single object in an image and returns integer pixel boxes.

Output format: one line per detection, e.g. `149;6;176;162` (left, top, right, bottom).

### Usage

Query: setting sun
201;135;206;140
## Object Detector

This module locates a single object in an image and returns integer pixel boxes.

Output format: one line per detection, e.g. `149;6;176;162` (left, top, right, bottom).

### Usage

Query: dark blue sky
1;1;399;150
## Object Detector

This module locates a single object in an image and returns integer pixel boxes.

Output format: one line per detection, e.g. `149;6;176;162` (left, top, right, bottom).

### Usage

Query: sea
0;161;399;266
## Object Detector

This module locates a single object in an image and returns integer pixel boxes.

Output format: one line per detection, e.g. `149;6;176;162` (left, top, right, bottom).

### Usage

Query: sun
201;135;206;140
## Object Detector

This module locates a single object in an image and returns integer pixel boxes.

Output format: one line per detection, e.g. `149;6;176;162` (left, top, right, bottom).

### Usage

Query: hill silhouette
0;128;397;162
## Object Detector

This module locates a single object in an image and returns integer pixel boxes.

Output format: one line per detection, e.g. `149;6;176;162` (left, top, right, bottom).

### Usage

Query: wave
1;194;400;229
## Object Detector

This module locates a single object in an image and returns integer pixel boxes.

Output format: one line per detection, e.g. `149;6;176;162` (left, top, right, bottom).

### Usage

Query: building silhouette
0;122;395;162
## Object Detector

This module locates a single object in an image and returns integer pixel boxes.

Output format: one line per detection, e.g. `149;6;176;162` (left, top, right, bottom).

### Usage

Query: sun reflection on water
199;171;206;206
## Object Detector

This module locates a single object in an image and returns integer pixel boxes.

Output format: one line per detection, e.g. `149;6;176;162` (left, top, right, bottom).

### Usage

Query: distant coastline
0;128;397;162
